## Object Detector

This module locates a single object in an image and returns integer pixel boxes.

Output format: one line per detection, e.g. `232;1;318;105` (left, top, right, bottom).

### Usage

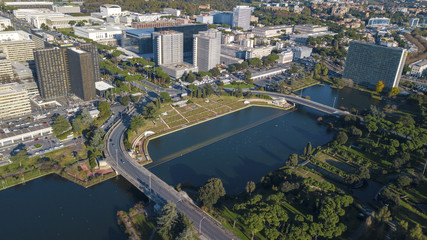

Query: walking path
159;117;170;129
194;102;217;114
170;105;190;123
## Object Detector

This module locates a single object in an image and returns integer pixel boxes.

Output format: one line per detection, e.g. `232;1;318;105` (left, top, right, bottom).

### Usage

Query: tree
89;128;105;153
160;92;171;102
176;227;196;240
245;213;264;240
80;109;94;126
209;67;221;77
245;181;256;195
373;206;391;223
88;153;97;169
366;122;378;137
198;178;226;208
408;224;426;240
376;81;385;93
397;175;412;188
157;201;179;239
11;150;29;163
228;65;236;73
243;70;252;84
183;71;196;83
287;153;299;167
335;131;348;145
351;127;362;138
71;118;83;133
98;101;110;117
143;102;159;120
129;115;145;133
358;166;370;180
389;87;400;96
248;58;262;68
52;116;71;135
119;96;131;106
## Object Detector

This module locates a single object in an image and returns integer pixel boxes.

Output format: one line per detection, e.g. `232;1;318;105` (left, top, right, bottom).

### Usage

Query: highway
105;111;237;240
250;90;350;115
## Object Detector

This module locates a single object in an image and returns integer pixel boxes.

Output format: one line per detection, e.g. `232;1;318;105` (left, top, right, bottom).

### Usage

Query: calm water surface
0;84;375;239
0;175;145;240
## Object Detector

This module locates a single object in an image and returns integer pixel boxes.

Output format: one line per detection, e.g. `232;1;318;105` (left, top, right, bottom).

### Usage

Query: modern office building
193;29;221;71
0;31;36;62
153;31;184;66
154;24;208;57
211;11;233;28
34;47;70;99
53;5;81;13
367;18;390;27
0;53;14;83
79;43;101;83
163;8;181;17
232;6;252;30
343;41;407;89
121;28;155;55
196;14;214;24
67;48;96;101
34;43;99;100
0;83;31;120
292;46;312;59
409;18;419;27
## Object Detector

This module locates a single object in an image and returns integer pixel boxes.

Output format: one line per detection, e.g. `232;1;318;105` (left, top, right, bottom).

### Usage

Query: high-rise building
343;41;407;89
211;11;233;28
153;31;183;66
193;29;221;71
0;83;31;120
34;47;70;99
409;18;419;27
0;52;14;83
232;6;252;30
154;24;208;57
0;31;36;62
79;43;101;82
67;48;96;101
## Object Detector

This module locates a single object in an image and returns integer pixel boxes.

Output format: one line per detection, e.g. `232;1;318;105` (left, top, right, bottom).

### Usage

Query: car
34;138;39;141
120;159;125;163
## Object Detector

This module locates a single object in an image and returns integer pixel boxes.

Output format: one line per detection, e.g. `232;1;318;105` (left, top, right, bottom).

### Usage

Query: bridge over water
104;109;237;240
250;90;350;115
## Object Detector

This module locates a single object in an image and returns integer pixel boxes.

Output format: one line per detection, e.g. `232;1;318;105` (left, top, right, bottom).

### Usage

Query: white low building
100;4;122;17
47;16;104;29
73;24;129;42
161;63;198;79
53;5;81;14
163;8;181;17
196;14;214;24
277;50;293;64
0;125;52;146
409;59;427;77
252;25;293;38
0;17;12;31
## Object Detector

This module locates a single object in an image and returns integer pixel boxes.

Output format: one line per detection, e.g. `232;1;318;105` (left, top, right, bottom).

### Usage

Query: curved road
105;112;237;240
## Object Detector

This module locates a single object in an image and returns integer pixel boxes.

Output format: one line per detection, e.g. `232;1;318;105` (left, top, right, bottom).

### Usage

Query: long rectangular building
343;41;407;89
0;83;31;120
0;31;36;62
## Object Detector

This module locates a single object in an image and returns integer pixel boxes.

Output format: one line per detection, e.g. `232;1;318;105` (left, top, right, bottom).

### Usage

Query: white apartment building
153;31;184;66
0;83;31;120
0;53;14;82
0;31;36;62
0;17;12;31
193;29;221;72
233;5;252;30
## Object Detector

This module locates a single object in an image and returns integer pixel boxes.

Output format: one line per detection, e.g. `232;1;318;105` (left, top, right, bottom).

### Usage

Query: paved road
105;113;237;240
250;90;349;115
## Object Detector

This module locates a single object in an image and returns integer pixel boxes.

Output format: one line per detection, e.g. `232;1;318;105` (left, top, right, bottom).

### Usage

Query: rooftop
95;81;114;91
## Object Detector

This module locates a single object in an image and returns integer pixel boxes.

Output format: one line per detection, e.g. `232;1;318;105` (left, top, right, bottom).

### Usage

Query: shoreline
140;102;295;166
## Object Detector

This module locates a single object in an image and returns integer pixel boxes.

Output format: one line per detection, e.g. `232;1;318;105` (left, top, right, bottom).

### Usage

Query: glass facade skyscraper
343;41;407;90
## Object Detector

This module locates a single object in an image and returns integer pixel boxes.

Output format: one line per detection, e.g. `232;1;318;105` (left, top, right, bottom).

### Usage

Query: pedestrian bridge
250;90;350;115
